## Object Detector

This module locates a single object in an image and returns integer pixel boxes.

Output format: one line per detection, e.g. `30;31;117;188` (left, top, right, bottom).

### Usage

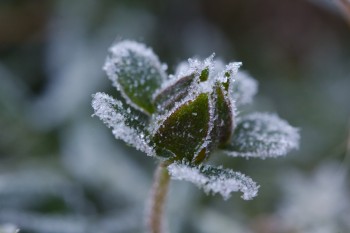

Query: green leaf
92;92;154;156
222;112;299;159
104;40;167;114
152;93;210;162
167;162;259;200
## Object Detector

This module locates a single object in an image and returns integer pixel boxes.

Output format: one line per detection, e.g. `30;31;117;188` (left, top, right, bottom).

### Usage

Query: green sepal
211;83;234;147
152;74;195;113
152;93;210;162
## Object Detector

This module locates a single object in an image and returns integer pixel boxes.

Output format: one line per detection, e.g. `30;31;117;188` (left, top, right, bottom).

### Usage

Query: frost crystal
91;92;154;156
168;162;259;200
223;113;299;159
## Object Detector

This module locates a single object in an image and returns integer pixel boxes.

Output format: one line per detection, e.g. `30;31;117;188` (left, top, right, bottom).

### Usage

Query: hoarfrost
230;71;258;106
174;58;225;79
91;92;154;156
167;162;259;200
216;62;242;86
223;112;299;159
103;40;167;114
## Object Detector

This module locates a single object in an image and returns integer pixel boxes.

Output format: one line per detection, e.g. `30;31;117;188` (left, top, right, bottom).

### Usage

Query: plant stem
147;161;170;233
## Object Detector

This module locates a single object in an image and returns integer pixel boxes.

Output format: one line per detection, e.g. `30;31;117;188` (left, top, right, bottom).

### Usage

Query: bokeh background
1;0;350;233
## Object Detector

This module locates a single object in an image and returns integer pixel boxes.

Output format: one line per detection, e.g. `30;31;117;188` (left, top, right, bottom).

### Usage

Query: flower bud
150;59;240;164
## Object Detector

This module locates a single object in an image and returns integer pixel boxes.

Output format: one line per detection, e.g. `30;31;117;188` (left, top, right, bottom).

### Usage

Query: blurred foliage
1;0;350;232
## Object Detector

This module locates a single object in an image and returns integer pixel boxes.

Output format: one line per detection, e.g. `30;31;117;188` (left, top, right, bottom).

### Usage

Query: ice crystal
92;40;300;200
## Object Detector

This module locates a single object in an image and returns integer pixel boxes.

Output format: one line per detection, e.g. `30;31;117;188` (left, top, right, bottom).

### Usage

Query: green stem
147;162;170;233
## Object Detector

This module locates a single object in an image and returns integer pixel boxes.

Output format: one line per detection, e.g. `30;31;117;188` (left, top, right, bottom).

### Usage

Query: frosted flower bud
150;59;240;164
92;40;300;200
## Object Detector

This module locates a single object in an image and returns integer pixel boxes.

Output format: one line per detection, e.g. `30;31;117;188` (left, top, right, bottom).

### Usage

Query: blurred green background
1;0;350;233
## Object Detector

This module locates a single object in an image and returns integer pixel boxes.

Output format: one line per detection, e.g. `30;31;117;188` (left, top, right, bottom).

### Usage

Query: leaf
92;92;154;156
222;112;300;159
230;71;258;106
104;40;167;114
167;162;259;200
151;93;210;161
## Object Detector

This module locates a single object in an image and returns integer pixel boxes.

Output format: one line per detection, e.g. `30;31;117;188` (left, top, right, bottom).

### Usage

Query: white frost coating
167;163;259;200
216;62;242;85
174;58;226;79
223;112;299;159
103;40;167;114
230;71;258;106
105;40;167;79
91;92;154;156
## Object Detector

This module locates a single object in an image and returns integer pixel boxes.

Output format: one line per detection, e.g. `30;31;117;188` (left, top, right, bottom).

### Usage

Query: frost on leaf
222;113;299;159
92;92;154;156
230;71;258;106
104;40;167;114
167;162;259;200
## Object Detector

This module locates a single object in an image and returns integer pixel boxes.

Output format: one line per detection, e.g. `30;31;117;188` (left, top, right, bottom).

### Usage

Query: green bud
93;41;300;201
151;60;238;164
